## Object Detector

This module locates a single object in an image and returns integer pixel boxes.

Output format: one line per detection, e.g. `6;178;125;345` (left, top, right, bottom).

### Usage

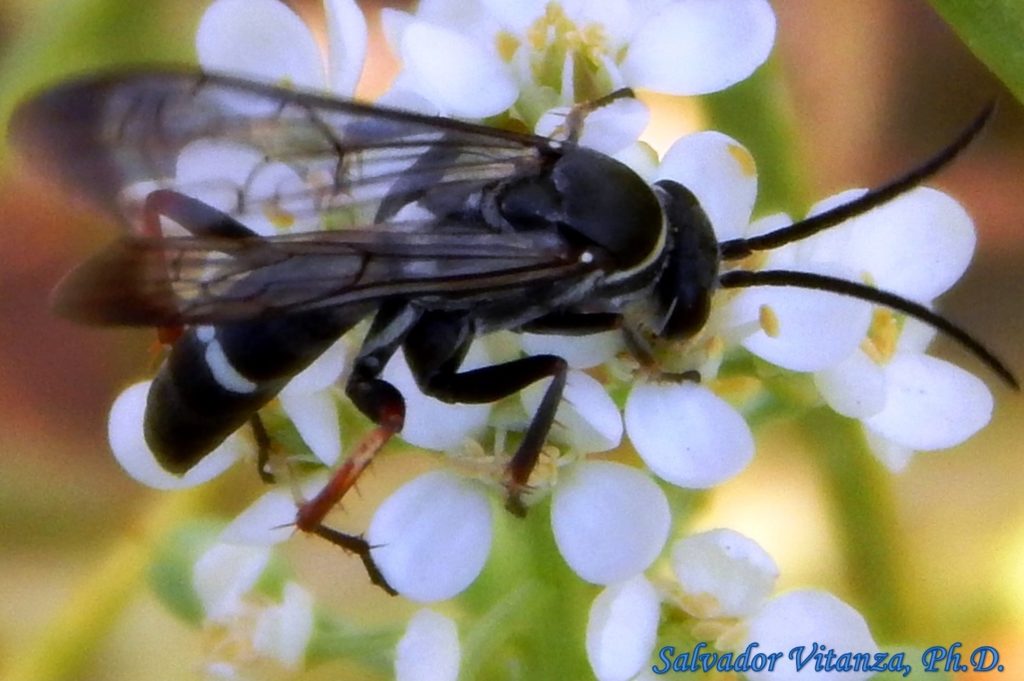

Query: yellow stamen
263;203;295;230
866;307;900;363
759;304;781;338
728;143;757;177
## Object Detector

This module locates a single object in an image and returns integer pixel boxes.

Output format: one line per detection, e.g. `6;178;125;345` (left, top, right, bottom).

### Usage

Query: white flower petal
279;389;341;466
586;576;661;681
521;371;623;453
813;349;886;419
613;142;661;183
410;0;500;33
621;0;775;95
382;344;492;451
536;99;650;156
252;582;315;669
220;473;329;546
520;331;624;370
724;262;874;372
740;590;878;681
625;382;754;488
800;188;975;301
108;382;243;489
401;21;517;118
895;316;937;354
221;488;296;546
395;609;461;681
551;461;669;584
174;140;311;236
282;339;348;395
196;0;325;90
324;0;368;95
658;132;757;241
376;79;442;115
369;471;493;601
671;529;777;619
863;430;915;473
478;0;548;33
193;543;272;623
174;140;260;217
863;353;993;450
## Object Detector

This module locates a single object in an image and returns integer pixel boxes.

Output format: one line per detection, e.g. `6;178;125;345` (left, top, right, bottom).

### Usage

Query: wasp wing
52;223;593;326
11;69;558;232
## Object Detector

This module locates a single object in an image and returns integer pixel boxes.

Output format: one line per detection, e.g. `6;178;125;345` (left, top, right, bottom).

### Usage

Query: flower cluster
104;0;1001;678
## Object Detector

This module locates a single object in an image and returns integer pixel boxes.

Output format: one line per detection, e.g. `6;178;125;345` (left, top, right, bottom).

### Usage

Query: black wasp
12;70;1016;594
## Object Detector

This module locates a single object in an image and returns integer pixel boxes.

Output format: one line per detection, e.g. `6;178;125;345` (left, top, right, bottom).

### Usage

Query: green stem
460;500;595;681
799;408;914;642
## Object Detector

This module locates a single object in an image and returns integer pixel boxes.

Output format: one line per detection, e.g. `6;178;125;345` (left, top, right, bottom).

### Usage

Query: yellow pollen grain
759;304;781;337
263;203;296;230
867;308;899;362
728;143;756;177
496;31;520;62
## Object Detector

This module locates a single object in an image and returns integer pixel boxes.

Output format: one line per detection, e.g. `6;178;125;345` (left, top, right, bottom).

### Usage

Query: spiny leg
293;302;420;594
249;413;276;484
561;88;638;144
403;312;571;515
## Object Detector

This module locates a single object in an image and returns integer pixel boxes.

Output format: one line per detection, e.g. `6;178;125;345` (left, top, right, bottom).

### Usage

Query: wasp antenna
719;268;1019;390
720;102;996;260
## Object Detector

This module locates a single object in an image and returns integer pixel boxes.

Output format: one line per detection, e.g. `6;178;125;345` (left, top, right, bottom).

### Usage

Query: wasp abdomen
145;307;367;473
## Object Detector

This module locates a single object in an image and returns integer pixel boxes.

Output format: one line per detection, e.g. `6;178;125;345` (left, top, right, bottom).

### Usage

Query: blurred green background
0;1;1022;679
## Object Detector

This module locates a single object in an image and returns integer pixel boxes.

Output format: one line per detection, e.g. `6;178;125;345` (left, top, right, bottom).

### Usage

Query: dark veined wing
9;69;560;232
52;223;595;327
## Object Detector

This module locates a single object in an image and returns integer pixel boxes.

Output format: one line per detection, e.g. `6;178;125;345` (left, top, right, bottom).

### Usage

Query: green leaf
927;0;1024;105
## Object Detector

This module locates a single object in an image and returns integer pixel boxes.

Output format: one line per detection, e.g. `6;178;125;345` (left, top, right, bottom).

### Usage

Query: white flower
382;0;776;122
671;528;778;619
278;338;349;467
197;0;366;95
251;582;316;670
382;341;494;452
193;543;316;672
731;590;879;681
762;188;989;468
194;543;273;623
586;575;661;681
550;461;670;584
219;473;330;546
625;381;754;489
108;381;248;489
395;609;461;681
368;471;494;602
659;130;993;470
367;459;671;599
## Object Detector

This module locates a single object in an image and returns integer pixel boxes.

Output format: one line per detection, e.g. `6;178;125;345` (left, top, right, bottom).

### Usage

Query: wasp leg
562;88;637;144
403;313;569;516
249;413;276;484
142;188;257;238
309;526;397;596
294;303;419;594
141;190;259;345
